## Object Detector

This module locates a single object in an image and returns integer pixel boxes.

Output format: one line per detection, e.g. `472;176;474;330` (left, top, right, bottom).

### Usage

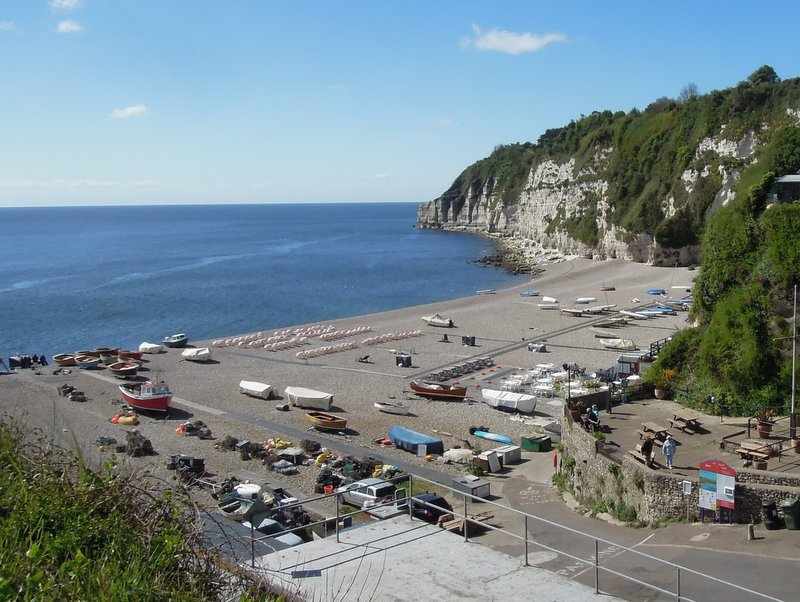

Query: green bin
521;435;551;452
779;498;800;530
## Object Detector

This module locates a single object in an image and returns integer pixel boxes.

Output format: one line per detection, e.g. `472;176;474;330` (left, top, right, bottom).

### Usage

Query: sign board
417;443;427;458
681;480;692;496
698;460;736;512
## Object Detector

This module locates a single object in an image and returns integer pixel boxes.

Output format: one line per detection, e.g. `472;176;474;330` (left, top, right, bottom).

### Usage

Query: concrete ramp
253;516;619;601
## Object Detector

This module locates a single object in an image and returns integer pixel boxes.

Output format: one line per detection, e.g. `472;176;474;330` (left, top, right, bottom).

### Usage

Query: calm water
0;203;525;356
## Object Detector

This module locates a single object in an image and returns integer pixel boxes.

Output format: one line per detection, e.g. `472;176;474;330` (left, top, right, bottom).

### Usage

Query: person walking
640;434;655;468
662;434;677;469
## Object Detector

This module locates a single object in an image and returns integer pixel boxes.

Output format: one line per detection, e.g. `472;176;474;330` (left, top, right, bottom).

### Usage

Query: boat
599;338;638;351
53;354;77;367
181;347;213;362
671;285;692;292
541;296;558;303
519;289;539;297
139;342;165;354
469;427;513;445
388;425;444;455
421;313;454;328
107;361;139;378
306;411;347;431
600;285;615;291
118;380;172;412
75;355;101;369
639;309;665;317
480;389;536;414
409;381;467;401
560;308;583;316
585;304;617;314
575;297;597;304
538;303;559;310
239;380;274;400
476;289;496;295
162;333;188;348
95;347;119;356
99;351;119;365
118;350;144;361
620;310;650;320
373;400;410;415
284;386;333;410
647;288;667;296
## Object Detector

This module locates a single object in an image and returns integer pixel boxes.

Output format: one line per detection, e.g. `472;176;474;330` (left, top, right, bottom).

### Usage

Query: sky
2;1;800;207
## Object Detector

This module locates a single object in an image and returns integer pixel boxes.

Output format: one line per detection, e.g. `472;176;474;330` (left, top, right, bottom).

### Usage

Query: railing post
408;474;413;521
250;521;255;569
464;495;469;543
594;539;599;594
524;516;529;566
335;492;340;543
676;566;681;601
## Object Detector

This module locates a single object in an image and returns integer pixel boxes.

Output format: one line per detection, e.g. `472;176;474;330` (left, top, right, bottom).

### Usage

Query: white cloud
111;104;148;119
0;21;15;31
462;24;567;55
50;0;81;10
56;20;82;33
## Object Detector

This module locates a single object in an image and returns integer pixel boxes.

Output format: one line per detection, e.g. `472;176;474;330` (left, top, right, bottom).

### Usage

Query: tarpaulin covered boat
388;426;444;455
480;389;536;414
284;386;333;410
239;380;273;400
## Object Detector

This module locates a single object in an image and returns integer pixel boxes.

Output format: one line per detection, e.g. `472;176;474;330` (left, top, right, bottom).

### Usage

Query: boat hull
53;354;77;367
409;381;467;401
118;351;144;361
306;412;347;431
118;386;171;412
373;401;409;415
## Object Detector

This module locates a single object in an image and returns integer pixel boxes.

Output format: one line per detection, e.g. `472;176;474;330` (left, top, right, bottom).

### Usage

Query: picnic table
639;422;671;443
669;412;702;434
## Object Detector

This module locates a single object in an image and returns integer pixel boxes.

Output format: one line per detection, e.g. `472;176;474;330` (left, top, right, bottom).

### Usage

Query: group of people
640;433;677;469
4;354;48;370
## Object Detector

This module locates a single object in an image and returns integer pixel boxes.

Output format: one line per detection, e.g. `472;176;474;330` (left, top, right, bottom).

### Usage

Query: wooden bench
735;447;769;461
669;420;696;435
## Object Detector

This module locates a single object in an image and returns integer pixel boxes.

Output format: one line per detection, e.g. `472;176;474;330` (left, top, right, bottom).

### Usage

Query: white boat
481;389;536;414
599;338;638;351
639;310;664;317
620;310;650;320
560;308;583;316
575;297;597;304
542;296;558;303
538;303;559;310
239;380;274;400
181;347;213;362
671;285;692;292
139;342;165;354
373;400;409;415
476;289;496;295
285;386;333;410
585;304;617;314
421;313;454;328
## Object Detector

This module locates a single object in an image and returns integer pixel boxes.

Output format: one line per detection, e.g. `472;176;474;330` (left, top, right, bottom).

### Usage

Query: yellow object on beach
315;451;333;466
371;464;384;478
117;415;139;426
266;437;292;450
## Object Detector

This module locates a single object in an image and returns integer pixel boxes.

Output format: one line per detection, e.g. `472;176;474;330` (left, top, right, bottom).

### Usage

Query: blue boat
519;289;539;297
469;427;513;445
646;288;667;296
388;426;444;455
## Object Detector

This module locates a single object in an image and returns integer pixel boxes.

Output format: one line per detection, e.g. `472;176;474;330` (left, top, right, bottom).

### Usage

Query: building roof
776;175;800;183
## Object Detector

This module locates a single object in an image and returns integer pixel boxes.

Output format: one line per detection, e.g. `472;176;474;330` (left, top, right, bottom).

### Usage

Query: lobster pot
396;353;412;368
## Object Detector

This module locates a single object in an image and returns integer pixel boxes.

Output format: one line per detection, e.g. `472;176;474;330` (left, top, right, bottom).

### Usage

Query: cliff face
418;69;800;266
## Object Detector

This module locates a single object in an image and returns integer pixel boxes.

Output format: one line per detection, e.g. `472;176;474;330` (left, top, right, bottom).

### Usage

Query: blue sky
2;1;800;207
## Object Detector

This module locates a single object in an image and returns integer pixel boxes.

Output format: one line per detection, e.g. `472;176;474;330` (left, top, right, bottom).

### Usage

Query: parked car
336;478;396;509
410;493;453;524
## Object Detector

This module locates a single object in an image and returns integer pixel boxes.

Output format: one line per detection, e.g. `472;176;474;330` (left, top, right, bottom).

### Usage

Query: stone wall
560;414;800;524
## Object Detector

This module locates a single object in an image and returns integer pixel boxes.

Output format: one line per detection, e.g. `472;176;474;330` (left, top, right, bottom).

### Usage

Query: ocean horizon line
0;199;423;209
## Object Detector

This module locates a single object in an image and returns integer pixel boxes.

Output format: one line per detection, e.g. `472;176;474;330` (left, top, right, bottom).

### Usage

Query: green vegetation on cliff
646;123;800;416
434;66;800;248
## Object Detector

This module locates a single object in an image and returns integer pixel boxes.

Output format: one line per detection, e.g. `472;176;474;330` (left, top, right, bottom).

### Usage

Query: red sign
698;459;736;477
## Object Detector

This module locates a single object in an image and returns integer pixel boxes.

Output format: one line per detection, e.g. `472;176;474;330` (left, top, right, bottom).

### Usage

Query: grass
0;417;281;602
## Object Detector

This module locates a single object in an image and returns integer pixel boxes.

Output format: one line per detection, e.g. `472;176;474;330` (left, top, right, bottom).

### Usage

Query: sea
0;203;526;357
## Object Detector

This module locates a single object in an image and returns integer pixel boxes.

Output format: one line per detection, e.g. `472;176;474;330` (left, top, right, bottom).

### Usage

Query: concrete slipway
253;516;621;601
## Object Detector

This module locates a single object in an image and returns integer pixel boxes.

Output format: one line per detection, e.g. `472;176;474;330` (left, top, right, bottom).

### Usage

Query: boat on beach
118;380;172;412
239;380;274;400
107;361;139;378
480;389;536;414
163;333;188;348
118;350;144;361
560;308;583;316
469;427;513;445
53;354;77;367
99;350;119;365
519;289;539;297
181;347;213;362
538;303;559;310
541;296;558;303
620;310;650;320
575;297;597;304
388;425;444;455
306;411;347;431
599;338;638;351
373;400;410;415
75;355;101;369
139;342;166;353
591;327;622;338
284;386;333;410
409;381;467;401
421;313;454;328
476;289;496;295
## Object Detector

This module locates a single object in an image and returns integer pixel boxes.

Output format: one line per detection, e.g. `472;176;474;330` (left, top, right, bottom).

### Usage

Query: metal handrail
241;472;783;601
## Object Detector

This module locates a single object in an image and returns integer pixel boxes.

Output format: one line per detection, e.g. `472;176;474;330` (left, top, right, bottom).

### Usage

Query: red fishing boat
118;350;144;361
119;380;172;412
409;380;467;401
